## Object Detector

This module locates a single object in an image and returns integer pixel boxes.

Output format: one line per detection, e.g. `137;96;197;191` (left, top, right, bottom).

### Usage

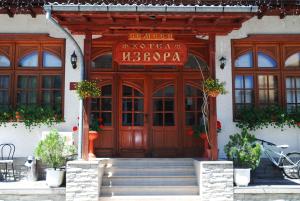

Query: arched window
92;53;112;69
43;51;62;68
19;51;38;67
0;55;10;67
184;54;208;70
153;85;175;126
285;52;300;68
235;51;253;68
258;52;277;68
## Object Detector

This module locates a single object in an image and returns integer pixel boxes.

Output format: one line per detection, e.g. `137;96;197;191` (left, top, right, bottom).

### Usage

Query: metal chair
0;143;16;181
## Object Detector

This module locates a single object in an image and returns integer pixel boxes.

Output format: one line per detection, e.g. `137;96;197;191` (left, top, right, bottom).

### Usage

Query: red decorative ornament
72;126;78;132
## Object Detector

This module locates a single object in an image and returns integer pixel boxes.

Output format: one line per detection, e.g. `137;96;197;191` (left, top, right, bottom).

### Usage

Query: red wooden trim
208;34;218;160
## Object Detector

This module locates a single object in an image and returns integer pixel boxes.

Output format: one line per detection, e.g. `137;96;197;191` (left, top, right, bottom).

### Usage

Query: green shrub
35;129;76;169
224;129;261;169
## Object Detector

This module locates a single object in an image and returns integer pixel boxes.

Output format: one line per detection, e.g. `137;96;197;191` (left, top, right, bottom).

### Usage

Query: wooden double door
92;73;203;157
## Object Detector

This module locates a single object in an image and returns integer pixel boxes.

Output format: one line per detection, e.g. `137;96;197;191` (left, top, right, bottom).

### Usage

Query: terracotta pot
88;131;99;158
207;90;220;97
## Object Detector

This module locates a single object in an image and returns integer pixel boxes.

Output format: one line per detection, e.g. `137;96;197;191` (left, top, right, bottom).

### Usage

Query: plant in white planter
224;129;261;186
35;129;76;187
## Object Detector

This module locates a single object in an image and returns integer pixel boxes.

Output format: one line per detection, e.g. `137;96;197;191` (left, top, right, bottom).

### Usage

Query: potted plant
88;117;104;158
224;129;261;186
203;78;226;97
75;80;101;99
35;129;76;187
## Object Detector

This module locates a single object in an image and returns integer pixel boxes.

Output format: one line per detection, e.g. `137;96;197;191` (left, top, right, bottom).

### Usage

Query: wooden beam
208;33;218;160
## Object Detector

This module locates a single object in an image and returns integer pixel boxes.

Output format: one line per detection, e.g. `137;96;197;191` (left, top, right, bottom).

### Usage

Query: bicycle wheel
282;152;300;179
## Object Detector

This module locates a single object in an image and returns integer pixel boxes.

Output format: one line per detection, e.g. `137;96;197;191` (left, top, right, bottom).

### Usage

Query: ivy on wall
236;106;300;131
0;106;63;131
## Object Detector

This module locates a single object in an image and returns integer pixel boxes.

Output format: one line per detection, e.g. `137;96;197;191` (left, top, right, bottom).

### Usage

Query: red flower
217;121;222;129
72;126;78;132
98;118;103;123
99;124;104;129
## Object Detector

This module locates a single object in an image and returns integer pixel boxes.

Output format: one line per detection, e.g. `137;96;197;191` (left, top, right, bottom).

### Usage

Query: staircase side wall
197;161;234;201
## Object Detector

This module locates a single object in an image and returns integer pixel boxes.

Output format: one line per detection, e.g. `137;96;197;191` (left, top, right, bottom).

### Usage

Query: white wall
216;16;300;158
0;14;84;157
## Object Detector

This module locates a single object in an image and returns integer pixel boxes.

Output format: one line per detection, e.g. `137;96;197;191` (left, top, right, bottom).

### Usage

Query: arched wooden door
118;76;148;157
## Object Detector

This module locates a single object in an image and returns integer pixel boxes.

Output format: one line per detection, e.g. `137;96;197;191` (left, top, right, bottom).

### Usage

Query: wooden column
208;34;218;160
82;33;92;160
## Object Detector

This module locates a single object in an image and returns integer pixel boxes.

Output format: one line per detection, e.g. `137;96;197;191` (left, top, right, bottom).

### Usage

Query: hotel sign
128;33;174;41
114;41;187;65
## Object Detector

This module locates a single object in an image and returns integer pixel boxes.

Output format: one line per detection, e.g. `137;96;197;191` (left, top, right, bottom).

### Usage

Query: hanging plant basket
75;80;101;99
207;90;220;97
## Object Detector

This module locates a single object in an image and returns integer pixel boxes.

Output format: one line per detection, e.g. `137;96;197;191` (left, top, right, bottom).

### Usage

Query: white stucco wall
216;16;300;158
0;14;84;157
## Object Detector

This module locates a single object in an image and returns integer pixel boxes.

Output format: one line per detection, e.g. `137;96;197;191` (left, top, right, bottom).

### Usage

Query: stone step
99;195;201;201
102;177;197;186
104;167;195;176
106;158;194;167
100;186;199;196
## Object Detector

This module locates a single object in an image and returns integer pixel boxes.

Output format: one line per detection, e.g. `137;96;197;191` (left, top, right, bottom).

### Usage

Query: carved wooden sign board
114;33;187;65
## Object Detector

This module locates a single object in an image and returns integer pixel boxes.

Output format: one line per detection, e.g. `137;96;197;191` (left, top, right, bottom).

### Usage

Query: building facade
0;0;300;159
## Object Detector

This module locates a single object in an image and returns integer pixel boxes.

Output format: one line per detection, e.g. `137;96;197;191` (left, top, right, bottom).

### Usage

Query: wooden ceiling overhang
46;5;258;36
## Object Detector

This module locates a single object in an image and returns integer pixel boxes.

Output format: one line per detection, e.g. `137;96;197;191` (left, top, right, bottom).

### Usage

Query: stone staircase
99;158;200;201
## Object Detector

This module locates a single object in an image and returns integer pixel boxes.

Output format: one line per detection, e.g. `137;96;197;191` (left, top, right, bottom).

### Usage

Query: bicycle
255;138;300;179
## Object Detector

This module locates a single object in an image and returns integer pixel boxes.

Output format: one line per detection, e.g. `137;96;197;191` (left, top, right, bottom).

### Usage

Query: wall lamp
219;56;226;70
71;51;78;69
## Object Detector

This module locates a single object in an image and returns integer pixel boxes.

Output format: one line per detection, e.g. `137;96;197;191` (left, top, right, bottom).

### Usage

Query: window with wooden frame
0;36;65;114
232;36;300;119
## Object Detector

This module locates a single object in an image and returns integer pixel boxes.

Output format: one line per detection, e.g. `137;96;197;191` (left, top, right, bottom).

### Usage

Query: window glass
19;51;38;67
184;54;208;70
17;76;38;105
43;51;62;68
0;75;9;107
285;52;300;68
41;75;62;112
235;52;253;68
258;75;278;105
0;55;10;67
286;77;300;112
258;52;277;68
234;75;254;116
92;53;112;69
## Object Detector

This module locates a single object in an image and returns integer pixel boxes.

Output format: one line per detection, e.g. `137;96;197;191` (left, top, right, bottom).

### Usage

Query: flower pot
234;168;251;187
88;131;99;158
46;168;65;187
207;90;220;97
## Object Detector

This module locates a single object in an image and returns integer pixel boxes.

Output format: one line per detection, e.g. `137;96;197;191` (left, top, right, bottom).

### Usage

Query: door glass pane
153;99;163;111
102;85;112;96
153;113;163;126
258;52;277;68
134;89;143;97
43;51;62;67
134;113;144;126
165;113;174;126
134;98;144;111
235;52;253;68
153;89;163;97
91;98;100;110
19;51;38;67
122;98;132;111
185;97;195;111
184;54;208;70
164;99;174;111
101;98;112;111
185;112;195;126
123;85;132;97
0;55;10;67
165;85;174;97
101;112;112;126
122;113;132;126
